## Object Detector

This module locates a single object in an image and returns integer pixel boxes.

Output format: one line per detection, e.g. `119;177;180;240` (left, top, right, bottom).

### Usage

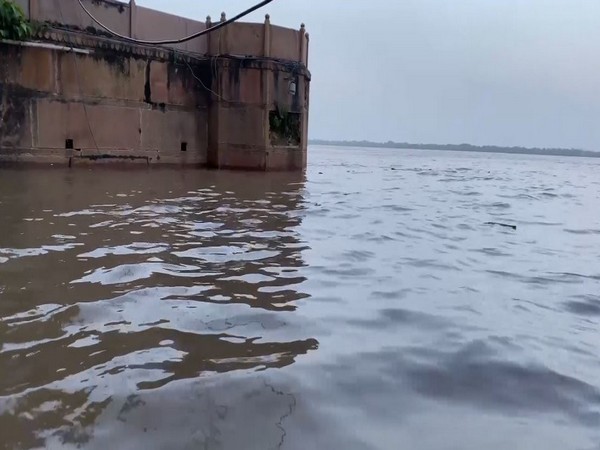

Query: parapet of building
0;0;310;170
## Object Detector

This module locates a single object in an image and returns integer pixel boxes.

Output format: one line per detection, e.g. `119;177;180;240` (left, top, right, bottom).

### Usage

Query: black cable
77;0;275;45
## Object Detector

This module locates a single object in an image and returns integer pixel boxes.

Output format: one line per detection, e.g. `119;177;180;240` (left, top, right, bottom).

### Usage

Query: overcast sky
135;0;600;150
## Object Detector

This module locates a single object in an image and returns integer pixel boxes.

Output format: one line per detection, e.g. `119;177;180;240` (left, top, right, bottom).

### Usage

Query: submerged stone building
0;0;310;170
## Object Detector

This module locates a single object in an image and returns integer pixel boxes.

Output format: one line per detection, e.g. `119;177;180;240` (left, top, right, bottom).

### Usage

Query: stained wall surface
1;0;311;170
0;42;210;165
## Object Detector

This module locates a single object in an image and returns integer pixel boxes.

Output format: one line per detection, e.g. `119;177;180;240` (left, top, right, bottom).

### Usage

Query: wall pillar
299;23;306;65
218;12;228;55
206;14;219;168
263;14;272;57
299;25;309;166
205;15;212;55
129;0;136;38
207;54;219;168
263;14;272;155
305;33;310;68
28;0;38;21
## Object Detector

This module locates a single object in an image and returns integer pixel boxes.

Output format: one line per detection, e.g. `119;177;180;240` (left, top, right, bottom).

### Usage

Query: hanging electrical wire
76;0;276;45
183;59;228;102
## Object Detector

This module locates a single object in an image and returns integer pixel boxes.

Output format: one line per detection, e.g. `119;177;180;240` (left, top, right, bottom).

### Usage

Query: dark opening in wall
269;111;301;147
65;139;74;149
181;142;188;152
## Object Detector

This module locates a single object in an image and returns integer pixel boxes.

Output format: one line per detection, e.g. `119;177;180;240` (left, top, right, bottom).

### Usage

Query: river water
1;145;600;449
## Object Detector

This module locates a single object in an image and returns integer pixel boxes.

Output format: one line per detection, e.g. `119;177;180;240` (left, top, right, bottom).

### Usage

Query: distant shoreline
309;140;600;159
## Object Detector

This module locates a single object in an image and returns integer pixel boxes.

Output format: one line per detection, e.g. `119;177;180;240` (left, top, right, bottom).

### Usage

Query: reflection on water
0;169;317;448
3;147;600;449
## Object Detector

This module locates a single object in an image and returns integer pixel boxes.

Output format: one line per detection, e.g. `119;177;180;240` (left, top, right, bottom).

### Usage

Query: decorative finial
221;12;227;21
265;14;270;20
301;23;305;29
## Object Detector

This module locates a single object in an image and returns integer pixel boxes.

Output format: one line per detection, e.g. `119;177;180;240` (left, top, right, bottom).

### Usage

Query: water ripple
1;148;600;449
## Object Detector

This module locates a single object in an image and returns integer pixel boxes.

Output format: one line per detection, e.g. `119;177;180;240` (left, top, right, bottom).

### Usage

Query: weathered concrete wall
18;1;310;65
270;25;301;62
205;57;309;171
1;0;311;170
208;20;309;65
0;40;210;165
224;23;264;57
33;0;131;37
134;6;208;54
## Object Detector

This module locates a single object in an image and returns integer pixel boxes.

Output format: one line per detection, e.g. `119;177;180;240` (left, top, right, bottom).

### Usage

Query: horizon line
308;139;598;153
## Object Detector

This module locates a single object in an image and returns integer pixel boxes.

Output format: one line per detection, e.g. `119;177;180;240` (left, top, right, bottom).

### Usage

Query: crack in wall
143;60;165;112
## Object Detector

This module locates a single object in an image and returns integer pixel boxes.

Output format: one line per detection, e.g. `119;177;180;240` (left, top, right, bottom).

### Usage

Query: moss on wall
269;107;301;147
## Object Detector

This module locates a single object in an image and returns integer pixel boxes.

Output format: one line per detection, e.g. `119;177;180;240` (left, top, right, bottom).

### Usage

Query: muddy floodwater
1;145;600;449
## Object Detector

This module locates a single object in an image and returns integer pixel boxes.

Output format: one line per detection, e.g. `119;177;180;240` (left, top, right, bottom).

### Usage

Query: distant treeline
309;140;600;158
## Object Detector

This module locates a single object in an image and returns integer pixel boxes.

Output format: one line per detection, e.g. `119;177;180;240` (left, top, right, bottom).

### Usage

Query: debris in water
485;222;517;230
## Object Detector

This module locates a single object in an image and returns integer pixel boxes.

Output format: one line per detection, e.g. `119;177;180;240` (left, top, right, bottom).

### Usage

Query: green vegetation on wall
0;0;32;41
269;107;301;146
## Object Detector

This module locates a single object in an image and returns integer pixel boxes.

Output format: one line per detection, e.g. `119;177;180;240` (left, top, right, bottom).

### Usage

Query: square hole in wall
65;139;74;149
181;142;188;152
